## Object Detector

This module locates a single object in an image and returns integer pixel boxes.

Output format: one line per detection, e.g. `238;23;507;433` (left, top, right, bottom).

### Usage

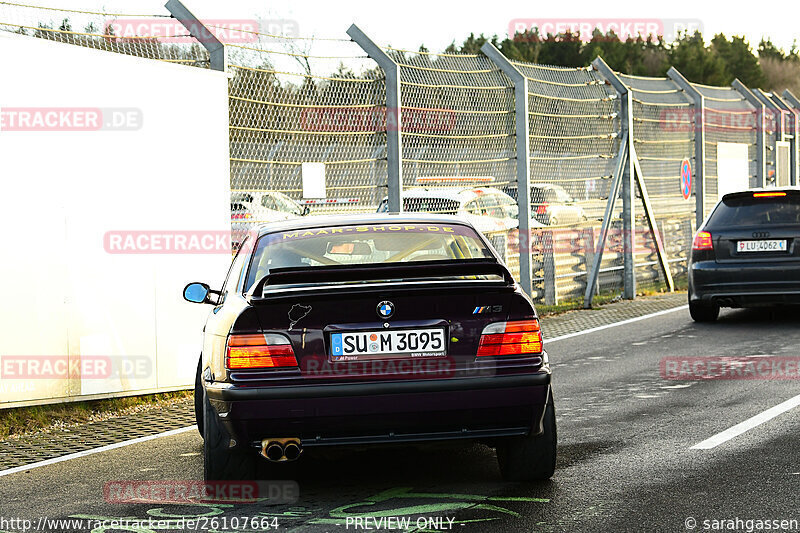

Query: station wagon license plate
330;328;446;360
737;240;787;253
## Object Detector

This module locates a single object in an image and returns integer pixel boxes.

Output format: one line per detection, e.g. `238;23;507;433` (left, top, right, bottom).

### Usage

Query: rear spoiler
249;259;514;299
722;189;800;201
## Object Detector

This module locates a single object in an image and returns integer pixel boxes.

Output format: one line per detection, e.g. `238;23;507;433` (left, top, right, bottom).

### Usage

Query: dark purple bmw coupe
184;214;555;481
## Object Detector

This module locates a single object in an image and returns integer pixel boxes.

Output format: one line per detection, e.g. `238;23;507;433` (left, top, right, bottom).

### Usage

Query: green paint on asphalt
70;484;549;530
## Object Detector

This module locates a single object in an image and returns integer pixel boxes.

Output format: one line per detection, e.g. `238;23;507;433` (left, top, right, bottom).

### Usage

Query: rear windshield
231;192;254;203
532;188;559;203
402;198;460;215
245;223;494;290
707;195;800;227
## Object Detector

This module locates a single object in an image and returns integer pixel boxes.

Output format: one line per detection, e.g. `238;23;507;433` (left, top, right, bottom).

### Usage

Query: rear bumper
205;372;551;447
689;260;800;306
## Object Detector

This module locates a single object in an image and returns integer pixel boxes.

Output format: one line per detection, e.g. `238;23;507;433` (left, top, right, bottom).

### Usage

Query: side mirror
301;205;310;216
184;282;212;304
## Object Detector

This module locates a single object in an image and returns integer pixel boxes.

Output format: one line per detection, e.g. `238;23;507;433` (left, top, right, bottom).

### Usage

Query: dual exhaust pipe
260;438;302;462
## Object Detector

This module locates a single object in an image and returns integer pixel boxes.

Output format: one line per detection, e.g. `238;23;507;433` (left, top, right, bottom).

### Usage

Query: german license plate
737;240;787;253
330;328;446;360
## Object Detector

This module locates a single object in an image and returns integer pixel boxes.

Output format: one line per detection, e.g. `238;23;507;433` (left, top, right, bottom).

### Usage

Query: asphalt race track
2;303;800;533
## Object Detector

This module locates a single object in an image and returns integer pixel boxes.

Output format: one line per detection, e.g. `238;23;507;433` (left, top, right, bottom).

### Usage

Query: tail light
477;319;543;357
231;213;253;220
692;231;713;251
536;202;549;215
226;333;298;370
753;192;786;198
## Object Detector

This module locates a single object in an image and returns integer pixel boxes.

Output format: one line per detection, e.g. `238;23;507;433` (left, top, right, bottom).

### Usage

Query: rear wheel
203;394;258;480
689;300;719;322
497;399;557;481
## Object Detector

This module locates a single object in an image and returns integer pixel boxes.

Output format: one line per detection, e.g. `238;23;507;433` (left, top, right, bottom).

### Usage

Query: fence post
622;90;636;299
753;89;784;140
582;135;626;308
164;0;226;71
756;90;793;187
592;57;634;300
782;90;800;186
542;231;557;305
667;68;706;226
731;79;766;188
481;43;534;298
347;24;403;212
630;143;675;292
583;227;599;297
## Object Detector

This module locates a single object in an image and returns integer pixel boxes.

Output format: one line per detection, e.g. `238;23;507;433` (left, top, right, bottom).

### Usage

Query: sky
86;0;799;54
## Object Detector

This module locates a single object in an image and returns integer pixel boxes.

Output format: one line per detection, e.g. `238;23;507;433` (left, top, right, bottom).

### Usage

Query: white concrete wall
0;31;231;407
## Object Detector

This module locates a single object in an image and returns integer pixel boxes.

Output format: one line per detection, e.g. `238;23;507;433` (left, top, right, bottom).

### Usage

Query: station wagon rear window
245;223;493;289
708;194;800;227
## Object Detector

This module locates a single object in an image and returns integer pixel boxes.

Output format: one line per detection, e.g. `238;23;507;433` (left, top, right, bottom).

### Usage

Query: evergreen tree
712;34;766;87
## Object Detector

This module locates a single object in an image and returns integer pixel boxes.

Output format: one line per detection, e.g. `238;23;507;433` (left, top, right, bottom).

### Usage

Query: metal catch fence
0;1;208;66
3;0;799;309
516;61;621;304
621;73;696;291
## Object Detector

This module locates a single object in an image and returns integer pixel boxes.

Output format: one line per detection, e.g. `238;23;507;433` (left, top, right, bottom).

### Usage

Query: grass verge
537;275;688;317
0;390;192;441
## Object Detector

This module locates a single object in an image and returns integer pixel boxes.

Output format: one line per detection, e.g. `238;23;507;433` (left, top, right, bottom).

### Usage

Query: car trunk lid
244;261;526;382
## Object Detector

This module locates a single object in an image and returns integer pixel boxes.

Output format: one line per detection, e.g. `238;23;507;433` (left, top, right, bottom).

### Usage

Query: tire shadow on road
714;307;800;325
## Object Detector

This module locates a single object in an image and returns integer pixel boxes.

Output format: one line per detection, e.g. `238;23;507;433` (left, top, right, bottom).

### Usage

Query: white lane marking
544;305;688;343
0;425;197;477
690;394;800;450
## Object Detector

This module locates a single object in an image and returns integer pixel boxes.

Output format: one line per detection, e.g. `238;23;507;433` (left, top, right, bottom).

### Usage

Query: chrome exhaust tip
283;441;302;461
260;438;302;462
263;442;284;462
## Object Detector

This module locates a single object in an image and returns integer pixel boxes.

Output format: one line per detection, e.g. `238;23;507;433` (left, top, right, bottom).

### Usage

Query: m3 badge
473;305;502;314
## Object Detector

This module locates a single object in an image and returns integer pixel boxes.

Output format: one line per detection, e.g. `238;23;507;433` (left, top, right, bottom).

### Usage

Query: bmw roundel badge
377;301;395;319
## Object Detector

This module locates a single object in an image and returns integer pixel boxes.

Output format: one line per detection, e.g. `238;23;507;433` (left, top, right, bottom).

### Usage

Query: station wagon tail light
477;319;543;357
692;231;713;251
226;333;297;370
753;192;786;198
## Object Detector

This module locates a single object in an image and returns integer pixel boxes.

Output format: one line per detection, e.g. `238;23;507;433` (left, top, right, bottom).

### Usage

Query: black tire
689;300;719;322
203;394;259;480
194;357;204;437
497;399;557;481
